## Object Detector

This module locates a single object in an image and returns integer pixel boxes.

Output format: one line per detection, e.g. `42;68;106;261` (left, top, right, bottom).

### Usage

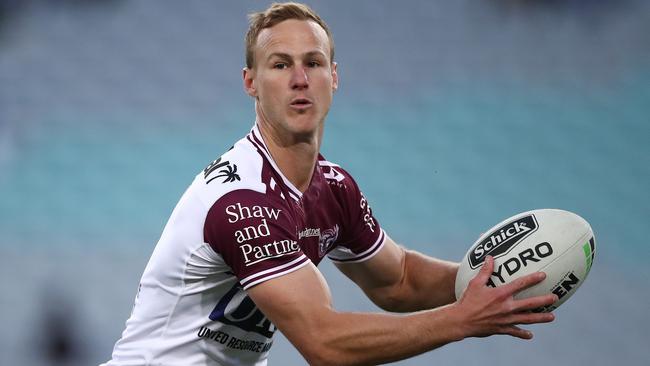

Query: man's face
244;19;338;139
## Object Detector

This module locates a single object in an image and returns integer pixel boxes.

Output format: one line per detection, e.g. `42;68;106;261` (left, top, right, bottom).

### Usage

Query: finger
513;294;558;311
502;271;546;295
506;311;555;325
474;255;495;285
500;325;533;340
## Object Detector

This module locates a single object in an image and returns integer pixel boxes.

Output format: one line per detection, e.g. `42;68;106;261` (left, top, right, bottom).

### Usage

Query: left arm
335;234;459;312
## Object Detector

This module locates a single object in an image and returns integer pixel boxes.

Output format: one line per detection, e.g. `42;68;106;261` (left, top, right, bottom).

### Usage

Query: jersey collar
249;123;304;201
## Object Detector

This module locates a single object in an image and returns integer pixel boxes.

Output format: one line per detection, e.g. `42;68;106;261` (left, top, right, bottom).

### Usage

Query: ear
331;62;339;92
243;67;257;97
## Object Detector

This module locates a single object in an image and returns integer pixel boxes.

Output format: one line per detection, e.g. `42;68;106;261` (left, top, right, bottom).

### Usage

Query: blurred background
1;0;648;365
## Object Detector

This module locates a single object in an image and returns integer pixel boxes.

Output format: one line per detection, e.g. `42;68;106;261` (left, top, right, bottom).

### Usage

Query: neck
256;118;322;193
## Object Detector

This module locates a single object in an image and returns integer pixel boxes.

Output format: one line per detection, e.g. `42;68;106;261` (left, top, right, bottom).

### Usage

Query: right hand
454;255;557;340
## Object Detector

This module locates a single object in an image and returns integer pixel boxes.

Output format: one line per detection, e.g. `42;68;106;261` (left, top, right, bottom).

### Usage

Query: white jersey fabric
102;124;385;366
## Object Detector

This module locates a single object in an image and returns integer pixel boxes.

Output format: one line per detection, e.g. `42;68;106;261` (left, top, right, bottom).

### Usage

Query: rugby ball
455;209;595;312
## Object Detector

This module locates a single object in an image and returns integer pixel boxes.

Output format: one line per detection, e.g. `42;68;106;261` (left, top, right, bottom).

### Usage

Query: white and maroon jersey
102;124;385;366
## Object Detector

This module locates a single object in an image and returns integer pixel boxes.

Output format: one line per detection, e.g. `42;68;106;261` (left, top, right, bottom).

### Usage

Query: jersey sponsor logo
233;219;271;244
197;326;273;353
226;203;282;244
319;225;339;257
359;193;376;233
469;215;539;269
209;283;276;338
204;157;241;184
226;203;281;223
240;239;300;266
225;202;297;266
298;227;320;239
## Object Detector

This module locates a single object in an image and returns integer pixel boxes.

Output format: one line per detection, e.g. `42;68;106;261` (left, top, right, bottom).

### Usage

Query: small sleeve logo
204;157;241;184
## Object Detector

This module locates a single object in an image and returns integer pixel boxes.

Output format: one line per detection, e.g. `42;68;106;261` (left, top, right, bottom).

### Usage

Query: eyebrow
266;50;327;62
267;52;291;61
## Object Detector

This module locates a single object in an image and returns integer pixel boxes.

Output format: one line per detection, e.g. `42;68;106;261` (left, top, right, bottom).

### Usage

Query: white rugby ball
455;209;595;312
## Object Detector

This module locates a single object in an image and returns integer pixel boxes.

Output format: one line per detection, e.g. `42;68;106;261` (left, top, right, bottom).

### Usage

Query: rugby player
102;2;557;365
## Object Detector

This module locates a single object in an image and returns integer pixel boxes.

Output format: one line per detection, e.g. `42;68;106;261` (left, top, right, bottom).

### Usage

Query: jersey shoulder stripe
328;229;386;263
240;254;311;289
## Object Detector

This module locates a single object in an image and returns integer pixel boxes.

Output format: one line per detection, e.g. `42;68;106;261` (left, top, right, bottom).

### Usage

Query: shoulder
317;156;363;195
203;188;305;290
198;135;296;241
192;135;269;209
317;156;371;218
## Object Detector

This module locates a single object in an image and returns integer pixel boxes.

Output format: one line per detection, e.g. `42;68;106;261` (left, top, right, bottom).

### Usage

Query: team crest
319;225;340;257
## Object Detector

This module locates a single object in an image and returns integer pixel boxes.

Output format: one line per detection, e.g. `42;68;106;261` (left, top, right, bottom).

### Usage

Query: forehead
255;19;330;59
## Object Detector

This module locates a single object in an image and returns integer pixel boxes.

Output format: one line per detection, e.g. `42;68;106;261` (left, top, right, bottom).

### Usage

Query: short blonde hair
245;2;335;69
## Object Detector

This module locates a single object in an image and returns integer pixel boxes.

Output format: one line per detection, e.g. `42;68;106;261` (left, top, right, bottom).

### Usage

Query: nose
290;65;309;90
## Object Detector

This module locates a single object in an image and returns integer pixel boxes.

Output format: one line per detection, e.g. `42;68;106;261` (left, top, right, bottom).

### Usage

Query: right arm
248;255;557;366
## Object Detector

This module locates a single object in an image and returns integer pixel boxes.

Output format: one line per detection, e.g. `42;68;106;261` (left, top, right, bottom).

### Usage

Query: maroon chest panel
203;131;383;289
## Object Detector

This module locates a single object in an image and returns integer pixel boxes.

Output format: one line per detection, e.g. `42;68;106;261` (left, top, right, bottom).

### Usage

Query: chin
286;114;322;135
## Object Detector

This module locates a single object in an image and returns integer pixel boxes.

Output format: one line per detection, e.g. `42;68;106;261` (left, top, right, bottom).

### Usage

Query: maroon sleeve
326;167;386;263
204;189;309;289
